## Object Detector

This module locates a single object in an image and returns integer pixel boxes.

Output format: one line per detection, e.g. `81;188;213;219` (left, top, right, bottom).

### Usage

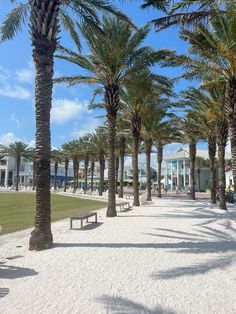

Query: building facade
162;148;211;191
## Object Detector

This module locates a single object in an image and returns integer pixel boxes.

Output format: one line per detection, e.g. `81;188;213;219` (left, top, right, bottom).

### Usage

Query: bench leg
81;220;83;229
95;213;97;223
70;218;73;230
86;218;88;223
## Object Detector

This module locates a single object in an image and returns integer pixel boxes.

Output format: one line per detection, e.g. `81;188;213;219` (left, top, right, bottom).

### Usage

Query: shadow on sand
96;294;182;314
0;262;38;279
148;220;236;280
0;288;9;298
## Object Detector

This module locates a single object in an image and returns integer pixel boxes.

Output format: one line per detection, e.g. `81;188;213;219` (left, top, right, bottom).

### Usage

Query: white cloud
0;132;36;147
0;64;32;100
9;113;21;128
0;84;31;100
0;132;20;145
72;116;103;138
51;98;88;124
15;64;34;84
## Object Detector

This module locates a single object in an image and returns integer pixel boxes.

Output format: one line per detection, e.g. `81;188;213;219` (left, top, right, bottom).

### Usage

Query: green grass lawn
0;193;107;235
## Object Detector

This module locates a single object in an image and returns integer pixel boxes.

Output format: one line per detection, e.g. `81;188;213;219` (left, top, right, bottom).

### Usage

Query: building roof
164;148;231;161
164;148;208;161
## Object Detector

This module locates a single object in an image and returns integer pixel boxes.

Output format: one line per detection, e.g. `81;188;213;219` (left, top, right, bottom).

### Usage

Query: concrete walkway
0;197;236;313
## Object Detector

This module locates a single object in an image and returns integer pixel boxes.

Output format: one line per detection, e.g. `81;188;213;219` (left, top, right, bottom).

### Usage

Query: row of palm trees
1;0;235;250
142;1;236;209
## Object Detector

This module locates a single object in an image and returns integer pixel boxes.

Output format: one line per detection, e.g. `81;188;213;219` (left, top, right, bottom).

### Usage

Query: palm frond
0;3;29;42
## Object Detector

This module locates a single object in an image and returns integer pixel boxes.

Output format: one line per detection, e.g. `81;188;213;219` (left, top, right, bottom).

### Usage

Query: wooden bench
116;202;131;211
70;212;97;229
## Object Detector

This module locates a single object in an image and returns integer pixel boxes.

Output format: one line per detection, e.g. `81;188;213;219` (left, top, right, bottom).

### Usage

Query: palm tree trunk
189;141;196;200
16;156;20;191
208;135;217;203
145;138;152;201
132;132;140;206
91;159;95;191
64;159;69;192
76;161;79;189
157;144;163;198
106;109;117;216
73;158;78;192
32;158;36;191
29;0;60;250
216;119;228;210
99;154;105;196
84;156;88;194
197;169;201;192
218;143;227;210
226;80;236;194
54;162;58;190
118;136;125;198
115;156;119;194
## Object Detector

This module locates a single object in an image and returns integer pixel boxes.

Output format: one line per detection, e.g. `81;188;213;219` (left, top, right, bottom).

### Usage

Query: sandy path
0;197;236;314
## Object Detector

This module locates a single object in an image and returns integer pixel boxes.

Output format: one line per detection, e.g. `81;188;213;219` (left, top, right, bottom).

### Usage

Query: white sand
1;196;236;314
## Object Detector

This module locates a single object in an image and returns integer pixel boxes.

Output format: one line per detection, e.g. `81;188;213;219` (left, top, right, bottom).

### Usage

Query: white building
0;156;74;188
162;148;211;191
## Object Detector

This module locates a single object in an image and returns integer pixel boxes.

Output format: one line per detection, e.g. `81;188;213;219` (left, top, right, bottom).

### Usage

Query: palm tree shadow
149;221;236;280
0;262;38;279
151;254;236;280
96;294;181;314
0;288;9;298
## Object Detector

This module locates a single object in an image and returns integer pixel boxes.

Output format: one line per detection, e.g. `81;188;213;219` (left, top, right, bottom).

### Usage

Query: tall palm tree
116;116;131;198
25;148;36;190
122;71;172;206
154;119;180;198
180;84;228;208
60;148;70;192
179;87;218;203
162;13;236;194
51;149;63;190
62;140;81;192
55;16;160;216
1;0;128;251
180;112;203;200
87;127;107;196
3;141;29;191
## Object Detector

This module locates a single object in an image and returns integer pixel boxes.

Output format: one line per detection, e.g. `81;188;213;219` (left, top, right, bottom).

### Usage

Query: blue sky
0;1;200;154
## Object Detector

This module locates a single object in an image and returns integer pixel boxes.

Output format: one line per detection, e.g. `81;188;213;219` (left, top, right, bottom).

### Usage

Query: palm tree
180;85;229;208
51;149;63;190
1;0;128;251
162;13;236;194
154;119;180;198
195;157;207;192
116;116;130;198
3;141;29;191
60;148;70;192
87;127;107;196
180;112;203;200
179;87;217;202
25;148;36;190
122;71;172;206
55;16;160;216
61;140;81;193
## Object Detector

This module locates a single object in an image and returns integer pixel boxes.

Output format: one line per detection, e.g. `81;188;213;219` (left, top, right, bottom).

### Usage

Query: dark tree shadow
148;221;236;279
70;222;103;231
96;294;182;314
0;288;9;298
151;254;236;280
0;262;38;279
